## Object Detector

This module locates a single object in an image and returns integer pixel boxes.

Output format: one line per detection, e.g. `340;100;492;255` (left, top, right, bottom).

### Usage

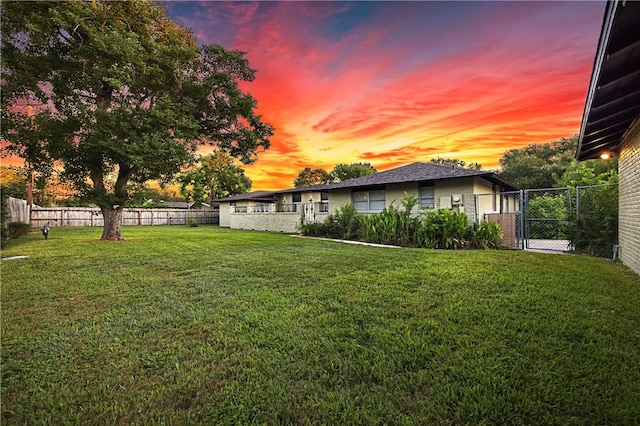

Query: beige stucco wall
274;194;288;205
385;183;419;211
304;191;324;203
328;189;352;213
230;211;330;233
219;202;231;227
219;200;261;228
275;191;326;209
434;177;477;221
473;179;509;221
324;178;490;223
473;178;493;196
619;119;640;275
326;184;421;214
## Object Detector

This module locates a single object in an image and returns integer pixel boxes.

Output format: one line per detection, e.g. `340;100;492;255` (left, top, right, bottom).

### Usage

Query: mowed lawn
1;226;639;425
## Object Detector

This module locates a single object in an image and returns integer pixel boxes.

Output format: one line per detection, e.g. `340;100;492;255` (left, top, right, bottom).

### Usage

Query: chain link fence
475;184;618;254
573;184;619;257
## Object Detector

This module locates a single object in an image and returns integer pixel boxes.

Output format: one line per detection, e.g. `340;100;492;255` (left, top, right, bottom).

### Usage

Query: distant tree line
293;162;378;187
498;135;617;189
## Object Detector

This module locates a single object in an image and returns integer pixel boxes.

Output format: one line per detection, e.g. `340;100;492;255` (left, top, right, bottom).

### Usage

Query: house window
419;184;435;209
352;189;385;212
292;193;301;203
320;191;329;212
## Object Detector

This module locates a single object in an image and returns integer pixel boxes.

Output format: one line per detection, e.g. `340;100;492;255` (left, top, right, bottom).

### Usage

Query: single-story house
576;0;640;275
217;162;517;234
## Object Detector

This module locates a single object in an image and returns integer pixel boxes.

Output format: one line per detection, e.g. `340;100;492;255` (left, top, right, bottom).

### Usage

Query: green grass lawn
2;225;639;425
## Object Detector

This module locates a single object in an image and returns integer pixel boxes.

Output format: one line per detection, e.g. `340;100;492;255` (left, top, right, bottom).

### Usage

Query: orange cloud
6;2;607;193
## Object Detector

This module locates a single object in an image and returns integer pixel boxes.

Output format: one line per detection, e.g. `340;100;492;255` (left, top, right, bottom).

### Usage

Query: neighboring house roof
216;191;276;202
577;0;640;160
160;201;211;209
279;162;518;193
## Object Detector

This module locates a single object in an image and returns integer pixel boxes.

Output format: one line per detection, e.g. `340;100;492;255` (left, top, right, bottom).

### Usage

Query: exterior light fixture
600;152;611;160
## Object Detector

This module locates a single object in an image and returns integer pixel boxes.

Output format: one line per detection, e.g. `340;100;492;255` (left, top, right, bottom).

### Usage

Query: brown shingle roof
279;162;517;193
218;163;518;201
215;190;276;202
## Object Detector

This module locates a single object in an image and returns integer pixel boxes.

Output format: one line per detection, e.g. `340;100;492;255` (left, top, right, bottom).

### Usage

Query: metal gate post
519;189;526;250
576;186;583;220
474;194;479;223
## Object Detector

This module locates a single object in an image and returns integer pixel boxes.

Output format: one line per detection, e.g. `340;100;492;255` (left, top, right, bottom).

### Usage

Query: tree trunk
101;207;124;240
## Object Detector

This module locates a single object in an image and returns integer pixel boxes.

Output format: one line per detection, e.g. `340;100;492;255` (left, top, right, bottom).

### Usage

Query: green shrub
7;221;32;239
360;194;421;246
1;188;8;248
569;185;618;257
323;204;362;240
420;208;469;249
186;214;198;227
298;221;325;237
466;220;503;249
300;204;361;240
361;205;401;245
300;195;503;251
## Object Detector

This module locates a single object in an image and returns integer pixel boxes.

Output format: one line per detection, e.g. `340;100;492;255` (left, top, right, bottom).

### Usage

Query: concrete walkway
291;235;401;248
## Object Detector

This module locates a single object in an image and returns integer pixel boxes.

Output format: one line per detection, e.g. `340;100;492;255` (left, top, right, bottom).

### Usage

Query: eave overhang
577;0;640;161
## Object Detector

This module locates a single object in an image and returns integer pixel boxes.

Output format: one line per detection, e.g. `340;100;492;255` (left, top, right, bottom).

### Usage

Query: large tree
498;135;618;189
498;136;577;189
1;1;273;239
330;162;377;181
554;158;618;188
430;157;482;170
293;167;332;187
178;150;252;205
0;166;28;200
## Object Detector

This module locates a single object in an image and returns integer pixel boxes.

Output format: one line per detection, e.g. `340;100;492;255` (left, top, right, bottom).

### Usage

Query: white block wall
230;211;330;234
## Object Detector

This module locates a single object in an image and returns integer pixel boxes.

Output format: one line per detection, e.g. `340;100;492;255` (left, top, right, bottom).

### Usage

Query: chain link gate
476;188;572;252
476;185;620;253
523;188;572;251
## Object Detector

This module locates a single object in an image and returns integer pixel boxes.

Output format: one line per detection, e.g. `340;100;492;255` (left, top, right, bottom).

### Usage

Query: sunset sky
1;1;607;192
166;0;606;190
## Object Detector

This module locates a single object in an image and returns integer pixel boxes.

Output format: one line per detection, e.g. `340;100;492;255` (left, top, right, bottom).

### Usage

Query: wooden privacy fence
30;207;219;227
6;197;30;223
